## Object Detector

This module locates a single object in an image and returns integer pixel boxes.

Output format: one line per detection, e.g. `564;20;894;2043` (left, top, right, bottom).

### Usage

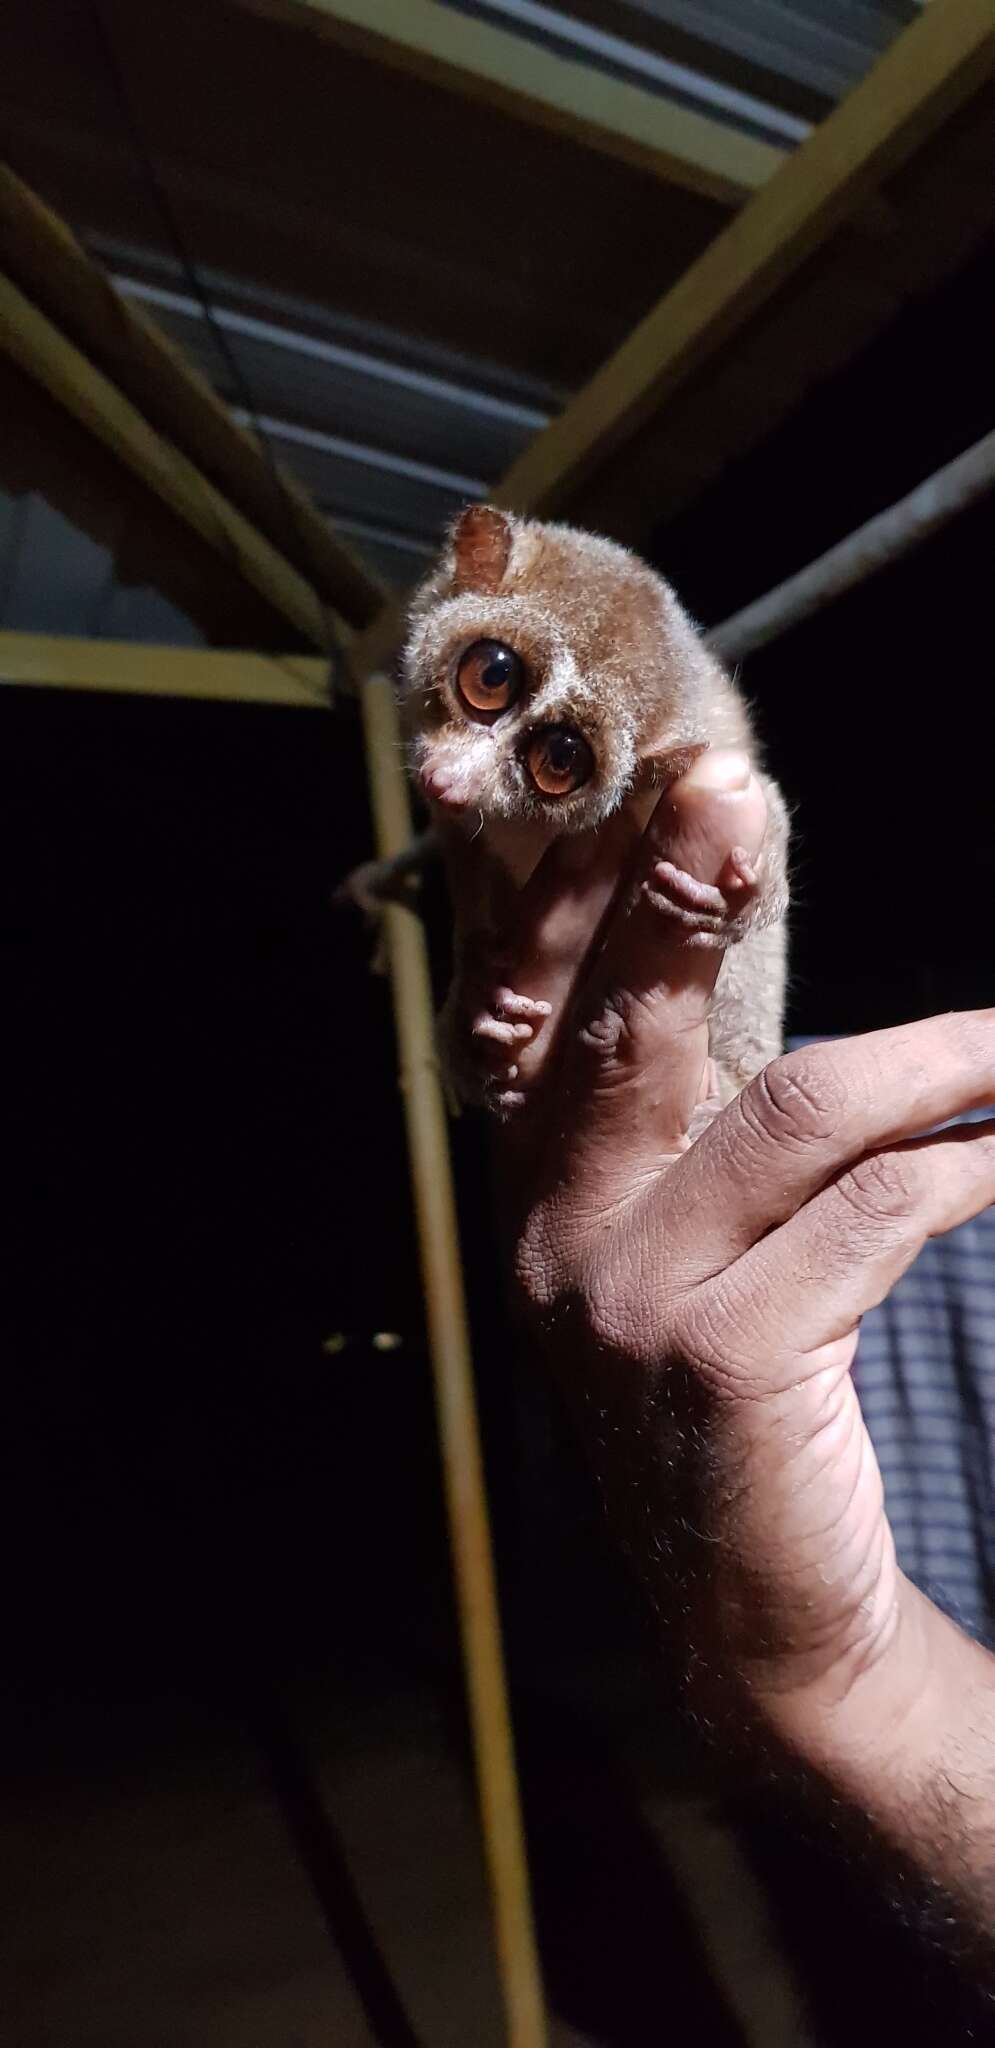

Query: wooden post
360;673;547;2048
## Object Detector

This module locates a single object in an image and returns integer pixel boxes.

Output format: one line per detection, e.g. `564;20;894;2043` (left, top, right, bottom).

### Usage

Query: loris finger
725;847;759;892
494;989;553;1023
649;862;729;917
645;848;762;945
472;1014;534;1046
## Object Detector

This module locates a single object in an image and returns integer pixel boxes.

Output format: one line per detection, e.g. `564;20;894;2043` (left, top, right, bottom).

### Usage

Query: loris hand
496;751;995;1970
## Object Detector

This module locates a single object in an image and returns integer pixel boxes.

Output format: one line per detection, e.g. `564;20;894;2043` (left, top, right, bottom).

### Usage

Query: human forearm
498;753;995;1985
754;1575;995;1980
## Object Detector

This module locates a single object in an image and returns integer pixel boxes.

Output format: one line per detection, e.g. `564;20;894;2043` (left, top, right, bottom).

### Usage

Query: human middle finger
682;1118;995;1386
659;1010;995;1291
554;752;769;1169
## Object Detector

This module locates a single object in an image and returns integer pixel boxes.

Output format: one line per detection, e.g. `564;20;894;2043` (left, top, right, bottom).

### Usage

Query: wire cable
85;0;348;700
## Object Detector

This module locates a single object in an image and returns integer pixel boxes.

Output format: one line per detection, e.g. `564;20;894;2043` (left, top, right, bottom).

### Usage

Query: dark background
1;234;993;2042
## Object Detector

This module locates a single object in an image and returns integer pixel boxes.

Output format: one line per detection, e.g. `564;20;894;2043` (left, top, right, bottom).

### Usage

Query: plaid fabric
788;1044;995;1646
856;1185;995;1648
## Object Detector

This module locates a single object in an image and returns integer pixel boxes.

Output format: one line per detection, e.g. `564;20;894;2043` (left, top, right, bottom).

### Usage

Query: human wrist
754;1576;995;1955
756;1576;964;1798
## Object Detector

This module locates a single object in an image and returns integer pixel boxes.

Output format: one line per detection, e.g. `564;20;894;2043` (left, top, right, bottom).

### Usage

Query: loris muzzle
400;504;790;1115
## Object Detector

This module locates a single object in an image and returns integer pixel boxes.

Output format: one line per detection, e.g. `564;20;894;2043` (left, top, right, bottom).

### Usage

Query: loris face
402;506;698;837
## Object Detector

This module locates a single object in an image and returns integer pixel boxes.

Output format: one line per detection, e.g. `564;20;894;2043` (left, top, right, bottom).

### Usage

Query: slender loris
394;504;789;1114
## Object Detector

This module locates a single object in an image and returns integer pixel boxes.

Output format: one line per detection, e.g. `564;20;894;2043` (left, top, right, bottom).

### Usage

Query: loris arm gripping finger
334;827;440;919
397;504;789;1115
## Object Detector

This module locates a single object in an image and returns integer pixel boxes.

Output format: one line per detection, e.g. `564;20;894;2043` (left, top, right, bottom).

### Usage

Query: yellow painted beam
495;0;995;516
348;0;995;680
0;633;329;708
0;168;385;630
234;0;785;204
0;276;331;650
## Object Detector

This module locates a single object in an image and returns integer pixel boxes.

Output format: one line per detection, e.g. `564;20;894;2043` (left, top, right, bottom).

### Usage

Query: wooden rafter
0;633;329;708
0;274;337;648
232;0;785;205
0;168;385;633
348;0;995;682
360;673;548;2046
496;0;995;519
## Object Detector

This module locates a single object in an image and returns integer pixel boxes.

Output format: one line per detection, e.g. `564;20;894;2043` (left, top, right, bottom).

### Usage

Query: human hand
497;752;995;1741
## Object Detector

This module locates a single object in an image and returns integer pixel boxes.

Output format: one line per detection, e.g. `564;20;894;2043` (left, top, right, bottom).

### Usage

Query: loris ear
451;505;513;594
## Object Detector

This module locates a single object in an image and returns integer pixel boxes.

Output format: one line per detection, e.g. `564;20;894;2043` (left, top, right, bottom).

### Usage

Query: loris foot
470;988;552;1112
472;988;552;1045
644;845;760;948
440;979;552;1114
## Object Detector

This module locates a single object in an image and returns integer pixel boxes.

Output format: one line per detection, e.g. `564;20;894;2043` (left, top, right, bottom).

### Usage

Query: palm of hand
497;754;994;1713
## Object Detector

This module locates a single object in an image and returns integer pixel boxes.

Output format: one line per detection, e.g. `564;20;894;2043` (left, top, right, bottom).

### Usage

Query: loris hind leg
644;770;790;1100
437;960;551;1115
708;774;789;1098
708;916;788;1101
644;770;789;946
334;828;438;917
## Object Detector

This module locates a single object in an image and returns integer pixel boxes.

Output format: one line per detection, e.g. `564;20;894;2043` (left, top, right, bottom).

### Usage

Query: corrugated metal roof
0;0;919;634
94;238;560;595
0;230;558;627
460;0;918;111
623;0;919;99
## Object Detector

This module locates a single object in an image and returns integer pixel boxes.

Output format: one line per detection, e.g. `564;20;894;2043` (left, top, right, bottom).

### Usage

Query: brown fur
401;506;789;1111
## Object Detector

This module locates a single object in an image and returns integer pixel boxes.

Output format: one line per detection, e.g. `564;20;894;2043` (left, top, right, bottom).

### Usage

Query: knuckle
833;1148;922;1229
741;1048;850;1150
577;1003;626;1059
577;989;659;1069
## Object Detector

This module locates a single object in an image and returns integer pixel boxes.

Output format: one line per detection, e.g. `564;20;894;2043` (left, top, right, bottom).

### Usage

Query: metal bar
708;429;995;663
359;672;548;2048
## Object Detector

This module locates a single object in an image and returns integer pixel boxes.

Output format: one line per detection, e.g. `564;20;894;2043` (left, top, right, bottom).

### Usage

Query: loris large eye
456;639;524;716
526;724;594;797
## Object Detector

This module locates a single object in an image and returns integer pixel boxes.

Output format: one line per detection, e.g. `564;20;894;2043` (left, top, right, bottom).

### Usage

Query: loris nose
420;765;469;811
